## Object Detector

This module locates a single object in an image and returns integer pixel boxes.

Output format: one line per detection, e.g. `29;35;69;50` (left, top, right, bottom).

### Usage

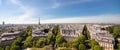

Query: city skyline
0;0;120;24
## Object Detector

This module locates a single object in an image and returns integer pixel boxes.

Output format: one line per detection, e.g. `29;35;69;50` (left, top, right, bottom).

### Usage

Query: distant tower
2;21;5;25
38;17;40;25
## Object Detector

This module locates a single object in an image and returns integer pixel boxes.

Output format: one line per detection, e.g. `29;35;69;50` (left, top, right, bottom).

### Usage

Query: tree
106;25;120;38
5;46;10;50
61;42;67;47
116;42;120;50
82;25;90;40
32;40;36;47
106;26;113;33
13;37;22;45
10;37;22;50
47;34;54;44
56;25;60;34
70;35;86;49
74;35;86;44
0;47;4;50
90;40;102;50
66;41;73;47
56;34;65;47
27;26;32;36
10;45;20;50
24;36;33;48
43;29;49;33
93;45;102;50
23;26;32;38
78;44;86;50
113;26;120;38
36;38;47;48
0;28;2;36
72;42;79;48
90;40;99;47
56;34;63;44
0;28;1;32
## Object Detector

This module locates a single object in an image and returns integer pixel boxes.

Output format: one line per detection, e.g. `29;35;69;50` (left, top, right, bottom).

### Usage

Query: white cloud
0;0;36;24
50;0;96;9
51;2;60;9
10;0;35;19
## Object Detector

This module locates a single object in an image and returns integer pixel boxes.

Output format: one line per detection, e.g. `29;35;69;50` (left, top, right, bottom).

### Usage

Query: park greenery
106;25;120;39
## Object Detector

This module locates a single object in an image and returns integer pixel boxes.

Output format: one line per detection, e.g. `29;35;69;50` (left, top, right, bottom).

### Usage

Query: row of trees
10;37;22;50
22;26;33;48
23;26;32;38
24;36;33;48
10;26;33;50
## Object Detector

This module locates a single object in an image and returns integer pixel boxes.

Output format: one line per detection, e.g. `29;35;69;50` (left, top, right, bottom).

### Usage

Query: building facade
87;24;115;50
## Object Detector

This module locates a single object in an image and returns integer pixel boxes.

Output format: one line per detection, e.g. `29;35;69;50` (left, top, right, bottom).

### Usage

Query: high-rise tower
2;21;5;25
38;17;40;25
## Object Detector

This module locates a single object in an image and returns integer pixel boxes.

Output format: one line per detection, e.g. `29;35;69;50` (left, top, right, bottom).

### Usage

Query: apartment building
59;24;84;41
32;25;53;40
0;31;20;46
88;24;114;50
96;33;114;50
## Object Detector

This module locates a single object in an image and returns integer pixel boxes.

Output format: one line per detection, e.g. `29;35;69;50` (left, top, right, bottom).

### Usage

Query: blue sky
0;0;120;24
